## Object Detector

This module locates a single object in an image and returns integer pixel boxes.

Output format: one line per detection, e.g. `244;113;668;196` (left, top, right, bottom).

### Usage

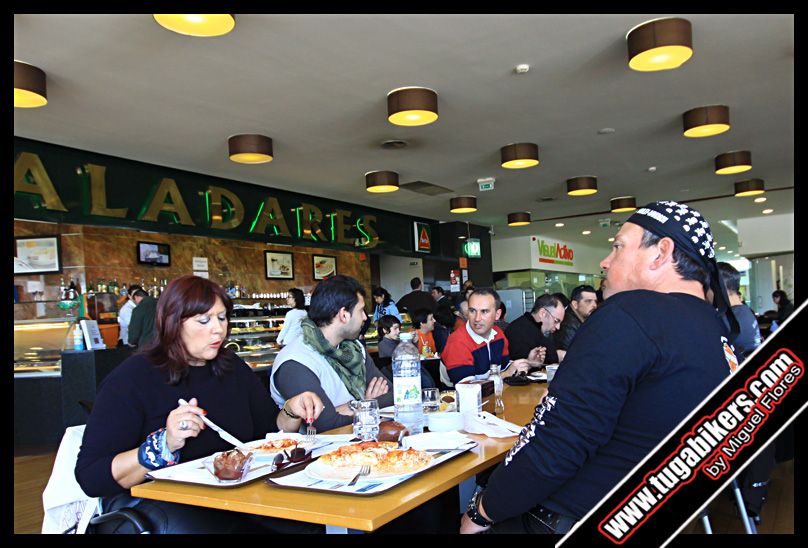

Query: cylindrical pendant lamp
228;134;273;164
507;212;531;226
566;176;598;196
627;17;693;72
734;179;765;197
500;143;540;169
715;150;752;175
153;14;236;37
683;105;730;138
387;87;438;126
14;61;47;108
450;196;477;214
365;171;400;193
610;196;637;213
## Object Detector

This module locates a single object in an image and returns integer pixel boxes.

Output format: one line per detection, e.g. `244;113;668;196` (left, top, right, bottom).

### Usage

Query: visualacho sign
14;138;438;255
536;238;575;267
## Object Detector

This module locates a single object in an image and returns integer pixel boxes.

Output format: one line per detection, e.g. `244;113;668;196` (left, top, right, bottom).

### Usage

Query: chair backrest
41;425;100;534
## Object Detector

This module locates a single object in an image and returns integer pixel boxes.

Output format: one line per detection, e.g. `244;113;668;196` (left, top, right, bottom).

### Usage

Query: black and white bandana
627;200;739;338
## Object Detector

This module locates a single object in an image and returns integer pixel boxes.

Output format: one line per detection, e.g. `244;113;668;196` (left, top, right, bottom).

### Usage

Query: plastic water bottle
73;323;85;351
392;332;424;435
490;364;505;415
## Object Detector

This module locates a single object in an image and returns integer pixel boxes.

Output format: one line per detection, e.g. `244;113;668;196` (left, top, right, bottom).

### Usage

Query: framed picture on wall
312;255;337;280
14;235;62;275
265;251;294;279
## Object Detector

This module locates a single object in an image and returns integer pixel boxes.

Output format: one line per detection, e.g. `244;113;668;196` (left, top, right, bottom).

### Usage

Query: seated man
270;275;393;432
554;284;598;351
440;288;536;386
461;200;738;534
505;294;566;365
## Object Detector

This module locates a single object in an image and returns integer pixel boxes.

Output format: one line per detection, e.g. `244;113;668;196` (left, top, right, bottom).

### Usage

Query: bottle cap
399;331;413;342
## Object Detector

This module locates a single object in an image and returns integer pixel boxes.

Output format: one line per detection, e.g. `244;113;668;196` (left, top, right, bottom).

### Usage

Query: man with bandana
461;201;738;534
270;275;393;432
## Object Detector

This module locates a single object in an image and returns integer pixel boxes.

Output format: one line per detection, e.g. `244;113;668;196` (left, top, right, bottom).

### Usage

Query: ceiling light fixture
608;237;615;242
754;196;767;203
682;105;730;138
507;212;531;226
365;170;399;193
734;178;765;197
626;17;693;72
387;87;438;126
449;196;477;214
610;196;637;213
582;230;592;235
567;176;598;196
153;14;236;37
500;143;540;169
762;209;774;215
14;61;47;108
718;246;726;250
555;222;565;228
715;150;752;175
228;134;273;164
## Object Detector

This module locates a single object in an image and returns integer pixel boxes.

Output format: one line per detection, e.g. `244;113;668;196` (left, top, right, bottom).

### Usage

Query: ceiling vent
400;181;453;196
380;139;408;149
538;197;555;202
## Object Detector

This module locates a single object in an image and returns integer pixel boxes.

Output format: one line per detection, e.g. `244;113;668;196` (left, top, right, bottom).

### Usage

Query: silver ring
179;420;189;431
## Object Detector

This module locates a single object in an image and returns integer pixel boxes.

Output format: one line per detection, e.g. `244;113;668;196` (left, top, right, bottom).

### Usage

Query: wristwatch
466;490;494;527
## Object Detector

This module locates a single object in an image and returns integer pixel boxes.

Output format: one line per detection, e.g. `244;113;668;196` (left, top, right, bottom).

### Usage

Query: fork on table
305;418;317;444
347;464;371;486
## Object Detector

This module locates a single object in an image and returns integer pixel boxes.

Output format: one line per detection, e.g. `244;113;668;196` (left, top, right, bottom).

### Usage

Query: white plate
304;457;432;483
244;433;329;462
147;454;274;487
527;372;547;381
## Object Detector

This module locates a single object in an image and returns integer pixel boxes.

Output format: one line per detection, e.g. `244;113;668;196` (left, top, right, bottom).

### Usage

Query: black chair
85;507;153;534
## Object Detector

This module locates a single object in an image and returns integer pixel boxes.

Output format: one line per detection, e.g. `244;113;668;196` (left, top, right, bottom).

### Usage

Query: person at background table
377;314;402;359
432;285;455;330
771;289;795;325
453;299;469;332
494;301;510;332
504;294;564;365
718;263;761;358
270;275;393;433
275;288;308;347
75;275;325;533
554;284;597;351
461;200;739;534
412;308;437;357
440;288;537;386
396;277;435;315
127;288;157;347
117;284;142;347
371;286;401;322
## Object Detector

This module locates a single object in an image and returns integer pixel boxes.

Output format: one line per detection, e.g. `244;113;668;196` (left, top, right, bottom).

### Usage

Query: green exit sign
464;238;481;258
478;181;494;191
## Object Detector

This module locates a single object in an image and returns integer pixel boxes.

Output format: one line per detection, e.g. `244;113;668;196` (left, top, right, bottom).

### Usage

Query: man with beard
504;294;565;365
554;285;598;351
270;275;393;432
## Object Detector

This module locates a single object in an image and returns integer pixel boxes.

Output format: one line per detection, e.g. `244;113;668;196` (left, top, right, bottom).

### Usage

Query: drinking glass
351;399;380;441
422;388;440;414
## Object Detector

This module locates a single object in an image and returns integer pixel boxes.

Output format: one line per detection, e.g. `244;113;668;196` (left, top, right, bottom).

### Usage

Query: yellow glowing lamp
153;14;236;37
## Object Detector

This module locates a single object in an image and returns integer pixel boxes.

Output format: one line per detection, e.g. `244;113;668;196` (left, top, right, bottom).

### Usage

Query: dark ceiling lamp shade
611;196;637;213
14;61;47;108
734;178;765;197
387;87;438;126
228;134;273;164
500;142;540;169
507;212;531;227
365;170;399;193
715;150;752;175
626;17;693;72
153;14;235;37
682;105;730;138
449;196;477;214
567;176;598;196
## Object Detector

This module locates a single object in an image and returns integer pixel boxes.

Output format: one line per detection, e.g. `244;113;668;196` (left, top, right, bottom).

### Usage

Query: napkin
462;411;523;438
403;431;473;451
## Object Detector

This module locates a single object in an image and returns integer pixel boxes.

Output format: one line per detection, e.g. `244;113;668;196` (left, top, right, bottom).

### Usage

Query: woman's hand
165;397;206;452
365;376;389;400
286;391;325;423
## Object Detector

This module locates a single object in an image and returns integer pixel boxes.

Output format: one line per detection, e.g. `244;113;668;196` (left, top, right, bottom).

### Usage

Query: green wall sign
14;138;438;255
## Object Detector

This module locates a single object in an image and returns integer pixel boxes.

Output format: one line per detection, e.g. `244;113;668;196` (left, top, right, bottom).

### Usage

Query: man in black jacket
396;277;435;315
504;294;565;365
554;284;597;351
127;288;158;347
461;200;738;534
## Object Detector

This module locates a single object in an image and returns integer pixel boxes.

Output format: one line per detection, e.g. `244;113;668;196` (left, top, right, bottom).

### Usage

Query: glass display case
225;306;290;371
14;317;79;377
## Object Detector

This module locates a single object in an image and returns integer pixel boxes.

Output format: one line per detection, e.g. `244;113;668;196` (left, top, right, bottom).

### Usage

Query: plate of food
314;259;335;278
244;433;328;462
147;448;274;487
305;441;433;482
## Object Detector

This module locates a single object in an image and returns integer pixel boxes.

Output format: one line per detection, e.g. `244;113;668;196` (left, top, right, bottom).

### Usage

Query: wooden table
131;381;547;532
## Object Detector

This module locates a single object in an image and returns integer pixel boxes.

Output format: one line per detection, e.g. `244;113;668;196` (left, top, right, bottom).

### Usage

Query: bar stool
700;478;757;534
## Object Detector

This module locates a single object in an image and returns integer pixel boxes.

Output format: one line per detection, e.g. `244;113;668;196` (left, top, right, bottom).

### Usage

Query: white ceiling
14;14;794;262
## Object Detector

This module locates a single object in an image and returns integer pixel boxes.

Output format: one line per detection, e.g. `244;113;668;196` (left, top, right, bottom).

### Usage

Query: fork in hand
305;418;317;444
347;464;371;486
